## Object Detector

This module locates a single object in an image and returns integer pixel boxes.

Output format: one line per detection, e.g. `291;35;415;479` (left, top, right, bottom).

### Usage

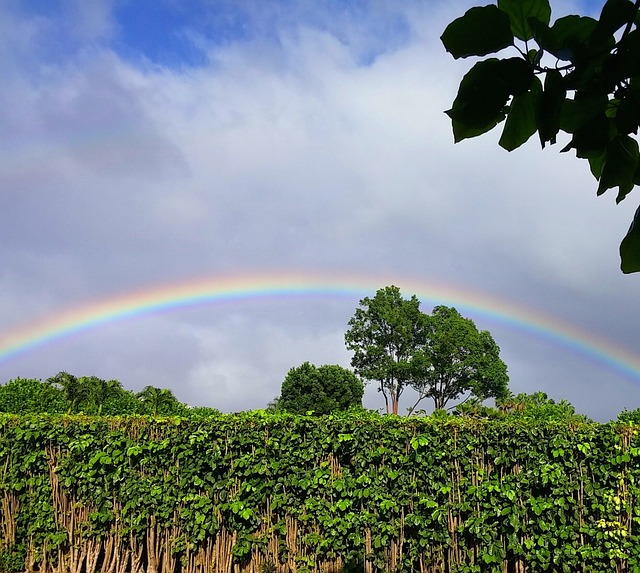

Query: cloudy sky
1;0;638;421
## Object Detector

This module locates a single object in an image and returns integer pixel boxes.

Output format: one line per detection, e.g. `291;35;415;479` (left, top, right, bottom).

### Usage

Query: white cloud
1;1;640;422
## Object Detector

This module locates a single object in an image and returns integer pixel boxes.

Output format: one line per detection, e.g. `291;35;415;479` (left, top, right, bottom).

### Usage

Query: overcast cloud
1;0;639;421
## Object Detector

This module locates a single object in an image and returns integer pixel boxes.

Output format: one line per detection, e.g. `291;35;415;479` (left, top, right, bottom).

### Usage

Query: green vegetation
1;412;639;573
618;406;640;424
345;286;508;414
0;377;68;414
441;0;640;272
275;362;364;415
2;280;639;572
345;286;424;415
0;374;193;417
409;305;509;412
454;391;593;423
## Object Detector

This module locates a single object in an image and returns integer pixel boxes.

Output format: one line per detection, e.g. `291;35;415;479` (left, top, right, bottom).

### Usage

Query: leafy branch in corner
441;0;640;272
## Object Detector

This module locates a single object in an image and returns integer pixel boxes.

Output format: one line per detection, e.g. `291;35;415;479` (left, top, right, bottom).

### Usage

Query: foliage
454;391;592;423
441;0;640;272
409;305;509;412
345;286;426;414
0;378;68;414
136;385;187;416
47;371;144;415
1;412;639;573
345;287;509;414
187;405;222;419
499;391;593;422
1;373;204;416
453;397;505;419
277;362;364;415
618;406;640;423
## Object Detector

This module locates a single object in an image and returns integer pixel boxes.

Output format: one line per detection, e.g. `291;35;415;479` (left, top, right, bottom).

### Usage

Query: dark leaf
447;58;533;142
559;96;609;133
588;151;607;179
615;95;640;134
531;15;598;60
560;113;610;158
620;205;640;273
536;69;566;147
552;15;599;60
497;0;551;41
499;78;541;151
603;29;640;89
530;19;556;53
591;0;637;46
597;134;639;201
501;58;536;96
452;115;506;142
441;5;514;59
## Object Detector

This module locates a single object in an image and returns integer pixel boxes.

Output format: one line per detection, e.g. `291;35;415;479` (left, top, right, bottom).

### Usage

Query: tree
188;406;222;419
136;385;186;416
277;362;364;415
409;306;509;411
78;376;124;415
99;386;145;416
0;377;69;414
617;406;640;423
345;286;425;414
47;372;137;415
48;371;89;413
498;391;591;422
441;0;640;272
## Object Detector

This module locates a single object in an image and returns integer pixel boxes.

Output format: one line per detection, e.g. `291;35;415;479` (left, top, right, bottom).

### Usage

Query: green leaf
588;151;606;179
441;5;513;59
559;96;609;134
499;78;541;151
597;134;639;200
497;0;551;41
620;206;640;273
447;58;534;142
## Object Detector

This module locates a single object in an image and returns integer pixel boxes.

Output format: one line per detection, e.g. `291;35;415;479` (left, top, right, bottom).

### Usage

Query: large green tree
277;362;364;415
345;286;426;414
409;306;509;411
441;0;640;272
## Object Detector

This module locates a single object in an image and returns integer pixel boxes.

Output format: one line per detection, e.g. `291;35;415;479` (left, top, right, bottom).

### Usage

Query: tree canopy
410;305;509;411
277;362;364;415
0;373;206;417
345;286;509;414
345;286;424;414
0;377;68;414
441;0;640;272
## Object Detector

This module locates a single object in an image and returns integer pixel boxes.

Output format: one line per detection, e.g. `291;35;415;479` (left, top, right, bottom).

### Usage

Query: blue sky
1;0;639;420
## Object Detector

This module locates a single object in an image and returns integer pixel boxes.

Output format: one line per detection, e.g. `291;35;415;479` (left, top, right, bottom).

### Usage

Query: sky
1;0;638;421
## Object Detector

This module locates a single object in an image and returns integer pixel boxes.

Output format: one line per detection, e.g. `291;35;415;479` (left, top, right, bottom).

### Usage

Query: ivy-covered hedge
0;412;639;573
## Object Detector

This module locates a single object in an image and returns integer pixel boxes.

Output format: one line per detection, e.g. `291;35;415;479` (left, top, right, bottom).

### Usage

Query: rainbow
1;271;639;380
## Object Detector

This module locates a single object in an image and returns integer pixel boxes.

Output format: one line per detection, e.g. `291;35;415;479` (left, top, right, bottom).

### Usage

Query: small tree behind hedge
277;362;364;415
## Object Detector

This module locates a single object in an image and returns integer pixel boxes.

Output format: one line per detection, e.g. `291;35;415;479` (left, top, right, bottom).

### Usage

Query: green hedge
0;412;638;573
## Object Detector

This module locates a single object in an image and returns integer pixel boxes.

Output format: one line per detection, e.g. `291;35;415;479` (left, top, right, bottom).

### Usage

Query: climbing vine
1;411;639;573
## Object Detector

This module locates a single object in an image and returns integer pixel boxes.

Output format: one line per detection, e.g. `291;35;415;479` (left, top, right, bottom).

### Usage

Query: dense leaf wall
0;412;639;573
